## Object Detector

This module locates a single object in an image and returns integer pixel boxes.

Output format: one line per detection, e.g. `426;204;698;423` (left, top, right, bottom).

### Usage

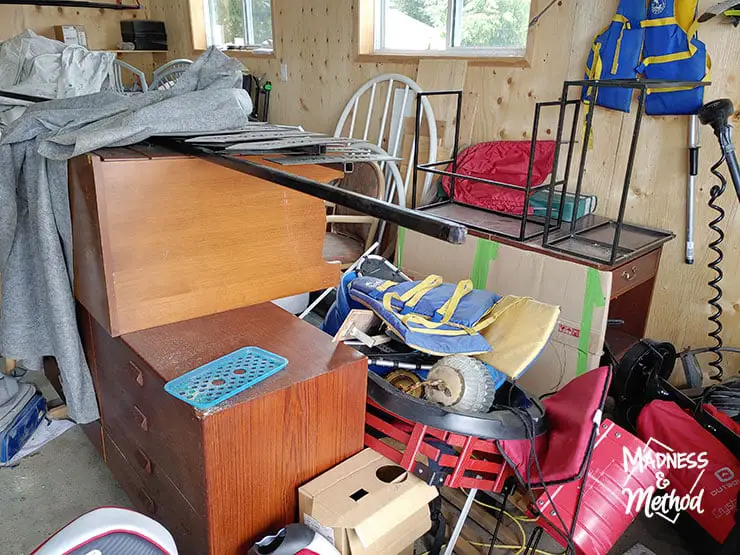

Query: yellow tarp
475;296;561;380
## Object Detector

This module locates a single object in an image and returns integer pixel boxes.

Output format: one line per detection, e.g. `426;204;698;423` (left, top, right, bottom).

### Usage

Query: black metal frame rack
541;79;707;265
411;90;582;243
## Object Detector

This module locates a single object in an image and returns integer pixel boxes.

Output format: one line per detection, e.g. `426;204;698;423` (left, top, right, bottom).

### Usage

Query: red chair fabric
441;141;557;215
498;366;611;485
534;420;658;555
637;400;740;544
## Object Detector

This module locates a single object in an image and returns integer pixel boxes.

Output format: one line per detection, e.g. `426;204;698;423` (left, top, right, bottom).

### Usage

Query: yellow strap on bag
436;280;473;324
611;14;631;75
399;279;477;336
381;274;442;312
401;274;442;306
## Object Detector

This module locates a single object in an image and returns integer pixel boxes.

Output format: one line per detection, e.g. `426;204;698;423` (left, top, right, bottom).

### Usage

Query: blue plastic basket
164;347;288;410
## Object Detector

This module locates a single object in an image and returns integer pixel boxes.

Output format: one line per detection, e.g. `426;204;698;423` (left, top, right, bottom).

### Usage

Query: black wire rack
411;90;582;243
541;78;708;265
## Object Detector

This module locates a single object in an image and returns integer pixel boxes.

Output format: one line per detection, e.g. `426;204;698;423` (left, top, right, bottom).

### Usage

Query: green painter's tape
396;227;406;268
471;239;499;289
577;268;606;376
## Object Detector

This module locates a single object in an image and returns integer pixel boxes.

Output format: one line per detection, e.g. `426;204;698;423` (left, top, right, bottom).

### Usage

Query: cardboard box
54;25;88;47
299;449;438;555
398;230;611;396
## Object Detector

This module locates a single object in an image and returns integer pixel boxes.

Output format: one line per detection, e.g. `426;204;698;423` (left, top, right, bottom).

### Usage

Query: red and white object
638;400;740;544
32;507;177;555
249;524;340;555
533;420;658;555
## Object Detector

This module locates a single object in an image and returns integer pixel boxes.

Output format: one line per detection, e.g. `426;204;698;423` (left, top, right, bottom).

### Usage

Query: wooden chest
69;147;341;336
76;302;367;554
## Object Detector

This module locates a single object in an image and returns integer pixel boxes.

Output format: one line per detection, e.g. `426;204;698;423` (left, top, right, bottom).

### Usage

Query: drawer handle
128;361;144;387
132;405;149;432
621;265;638;282
135;448;153;475
137;488;156;515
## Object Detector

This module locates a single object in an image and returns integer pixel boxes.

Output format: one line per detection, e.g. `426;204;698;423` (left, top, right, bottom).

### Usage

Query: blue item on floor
484;363;508;392
322;270;362;337
164;347;288;410
349;275;501;356
1;392;46;464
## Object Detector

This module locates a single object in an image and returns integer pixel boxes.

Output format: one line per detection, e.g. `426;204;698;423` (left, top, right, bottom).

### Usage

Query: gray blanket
0;48;252;423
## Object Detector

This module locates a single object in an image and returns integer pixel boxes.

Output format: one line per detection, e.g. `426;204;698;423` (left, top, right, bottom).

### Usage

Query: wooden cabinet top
119;302;366;408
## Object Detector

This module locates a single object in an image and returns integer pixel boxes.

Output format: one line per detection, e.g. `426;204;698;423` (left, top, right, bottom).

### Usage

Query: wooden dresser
62;303;367;554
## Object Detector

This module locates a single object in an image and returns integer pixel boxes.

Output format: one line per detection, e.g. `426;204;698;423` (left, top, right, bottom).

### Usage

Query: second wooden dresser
77;302;367;554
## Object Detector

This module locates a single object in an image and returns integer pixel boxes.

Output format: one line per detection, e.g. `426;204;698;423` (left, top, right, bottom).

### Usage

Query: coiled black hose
707;153;727;381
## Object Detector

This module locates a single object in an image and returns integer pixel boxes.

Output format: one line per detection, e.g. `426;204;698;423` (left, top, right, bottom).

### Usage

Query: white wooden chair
150;59;193;90
109;59;148;93
334;74;439;210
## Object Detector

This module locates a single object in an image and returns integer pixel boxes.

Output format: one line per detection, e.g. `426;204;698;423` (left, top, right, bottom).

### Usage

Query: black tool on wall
698;98;740;381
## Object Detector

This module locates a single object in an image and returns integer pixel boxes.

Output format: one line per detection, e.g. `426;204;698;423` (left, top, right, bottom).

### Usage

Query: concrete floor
0;369;696;555
0;369;132;555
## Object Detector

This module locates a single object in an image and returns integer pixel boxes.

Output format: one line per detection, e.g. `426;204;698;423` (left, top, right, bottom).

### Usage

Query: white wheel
425;356;496;413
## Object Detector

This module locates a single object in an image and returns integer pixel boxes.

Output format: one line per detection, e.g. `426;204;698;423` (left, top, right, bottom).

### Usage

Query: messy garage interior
0;1;739;554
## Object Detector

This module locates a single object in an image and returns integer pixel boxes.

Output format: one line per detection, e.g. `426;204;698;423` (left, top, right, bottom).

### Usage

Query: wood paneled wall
0;4;161;76
0;4;148;50
7;1;739;358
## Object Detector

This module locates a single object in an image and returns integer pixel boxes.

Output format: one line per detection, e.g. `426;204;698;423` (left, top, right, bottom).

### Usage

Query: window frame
189;0;276;57
358;0;536;65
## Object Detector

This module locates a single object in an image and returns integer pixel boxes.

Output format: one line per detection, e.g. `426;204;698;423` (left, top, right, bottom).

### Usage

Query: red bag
441;141;556;215
637;400;740;543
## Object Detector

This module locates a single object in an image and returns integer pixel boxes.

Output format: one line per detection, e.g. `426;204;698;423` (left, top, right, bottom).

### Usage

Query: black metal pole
542;83;570;247
570;84;598;235
521;103;541;241
611;86;647;265
157;139;468;244
560;100;582;225
412;93;423;209
451;91;463;202
0;90;51;103
0;88;468;245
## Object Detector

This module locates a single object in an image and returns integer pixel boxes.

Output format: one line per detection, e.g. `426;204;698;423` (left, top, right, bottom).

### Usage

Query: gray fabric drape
0;48;252;423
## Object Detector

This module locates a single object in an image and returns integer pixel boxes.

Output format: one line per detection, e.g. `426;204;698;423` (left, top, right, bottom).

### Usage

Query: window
202;0;273;50
373;0;532;57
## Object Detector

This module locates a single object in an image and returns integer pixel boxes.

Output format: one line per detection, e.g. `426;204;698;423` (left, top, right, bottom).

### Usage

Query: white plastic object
425;356;496;413
271;292;310;314
150;59;193;90
110;59;149;92
31;507;178;554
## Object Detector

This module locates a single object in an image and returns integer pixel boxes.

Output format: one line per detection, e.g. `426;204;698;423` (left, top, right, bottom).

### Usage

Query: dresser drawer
92;319;206;511
104;432;207;555
611;249;661;298
104;420;205;518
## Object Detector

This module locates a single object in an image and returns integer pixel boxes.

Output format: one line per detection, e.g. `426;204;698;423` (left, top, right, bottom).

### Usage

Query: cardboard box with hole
298;448;438;555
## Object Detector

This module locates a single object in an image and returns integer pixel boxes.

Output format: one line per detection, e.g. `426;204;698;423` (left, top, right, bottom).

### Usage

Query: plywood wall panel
0;5;150;50
17;0;738;357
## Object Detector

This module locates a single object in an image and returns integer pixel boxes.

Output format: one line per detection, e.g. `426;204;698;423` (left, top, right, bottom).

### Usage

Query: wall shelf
0;0;142;9
104;50;169;53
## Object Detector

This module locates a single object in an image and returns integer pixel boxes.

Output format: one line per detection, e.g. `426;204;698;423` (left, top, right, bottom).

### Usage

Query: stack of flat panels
165;123;400;166
120;20;167;51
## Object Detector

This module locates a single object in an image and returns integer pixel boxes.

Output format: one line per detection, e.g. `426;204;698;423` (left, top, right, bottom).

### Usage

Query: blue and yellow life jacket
584;0;710;115
348;275;501;356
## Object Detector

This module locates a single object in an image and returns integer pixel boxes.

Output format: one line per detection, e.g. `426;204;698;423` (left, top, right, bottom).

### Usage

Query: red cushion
637;400;740;543
499;366;612;485
441;141;556;215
